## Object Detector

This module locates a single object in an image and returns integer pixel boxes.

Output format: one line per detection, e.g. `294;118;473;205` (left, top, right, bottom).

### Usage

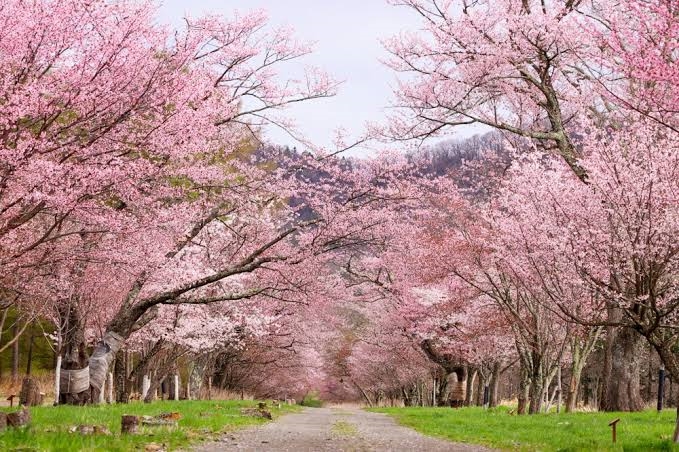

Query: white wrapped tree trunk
54;355;62;405
188;361;206;400
141;375;150;400
173;375;179;401
98;381;105;404
88;331;125;400
107;372;113;404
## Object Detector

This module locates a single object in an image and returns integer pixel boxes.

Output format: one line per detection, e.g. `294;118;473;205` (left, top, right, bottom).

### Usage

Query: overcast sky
157;1;480;153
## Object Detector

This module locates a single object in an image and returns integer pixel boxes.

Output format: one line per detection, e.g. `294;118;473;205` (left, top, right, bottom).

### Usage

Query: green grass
372;406;679;451
0;400;299;451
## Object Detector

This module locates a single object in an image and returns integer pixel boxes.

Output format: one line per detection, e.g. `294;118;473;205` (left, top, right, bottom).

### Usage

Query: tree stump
7;407;31;427
121;415;140;434
69;424;113;435
141;412;181;426
94;425;112;435
240;407;272;420
19;377;42;406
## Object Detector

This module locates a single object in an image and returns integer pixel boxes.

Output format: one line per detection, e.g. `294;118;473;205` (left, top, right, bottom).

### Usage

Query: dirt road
192;406;491;451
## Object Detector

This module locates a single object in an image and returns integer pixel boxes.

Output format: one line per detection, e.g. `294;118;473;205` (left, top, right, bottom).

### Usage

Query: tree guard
89;332;125;392
450;380;467;404
54;356;62;404
60;367;90;395
447;368;467;407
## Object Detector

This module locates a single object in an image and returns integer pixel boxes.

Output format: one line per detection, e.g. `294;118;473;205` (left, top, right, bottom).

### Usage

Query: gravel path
192;406;493;452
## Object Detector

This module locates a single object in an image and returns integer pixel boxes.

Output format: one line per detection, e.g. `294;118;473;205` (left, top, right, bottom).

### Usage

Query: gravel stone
192;407;494;452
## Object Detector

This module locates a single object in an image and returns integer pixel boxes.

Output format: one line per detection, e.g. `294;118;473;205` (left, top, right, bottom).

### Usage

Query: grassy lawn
0;400;298;451
372;406;679;451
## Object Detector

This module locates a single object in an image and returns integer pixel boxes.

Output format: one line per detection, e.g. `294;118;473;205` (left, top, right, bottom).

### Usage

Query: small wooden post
609;418;620;444
658;365;666;412
121;415;139;434
6;395;16;408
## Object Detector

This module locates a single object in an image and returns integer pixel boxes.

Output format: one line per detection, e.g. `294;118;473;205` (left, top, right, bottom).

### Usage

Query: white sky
157;1;480;153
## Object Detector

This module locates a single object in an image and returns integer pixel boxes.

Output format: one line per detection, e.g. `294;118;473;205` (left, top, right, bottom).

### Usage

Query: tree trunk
648;344;679;442
556;366;562;414
489;362;500;408
88;331;125;403
144;374;163;403
171;374;179;400
59;305;90;405
141;375;150;400
518;365;529;415
107;372;114;404
25;328;34;376
475;372;485;406
114;350;128;403
601;325;644;411
525;350;545;415
189;361;206;400
465;368;477;406
436;374;449;406
356;381;373;407
645;337;679;443
85;304;149;397
566;365;582;413
528;376;544;414
11;321;19;382
401;387;411;406
54;355;62;405
432;375;437;407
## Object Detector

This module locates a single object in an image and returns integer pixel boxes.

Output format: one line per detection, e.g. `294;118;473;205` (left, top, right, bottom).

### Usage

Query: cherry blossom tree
1;0;420;405
383;0;609;180
594;0;679;131
382;0;679;413
494;118;679;429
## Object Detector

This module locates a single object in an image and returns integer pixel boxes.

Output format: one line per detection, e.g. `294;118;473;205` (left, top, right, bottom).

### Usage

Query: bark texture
601;326;644;411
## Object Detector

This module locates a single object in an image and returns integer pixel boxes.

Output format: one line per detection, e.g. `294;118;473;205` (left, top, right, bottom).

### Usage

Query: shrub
299;391;323;407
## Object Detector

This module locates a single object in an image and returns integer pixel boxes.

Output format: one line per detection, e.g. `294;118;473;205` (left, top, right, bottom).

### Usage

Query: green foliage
299;391;323;408
0;311;55;377
0;400;298;451
372;406;679;451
